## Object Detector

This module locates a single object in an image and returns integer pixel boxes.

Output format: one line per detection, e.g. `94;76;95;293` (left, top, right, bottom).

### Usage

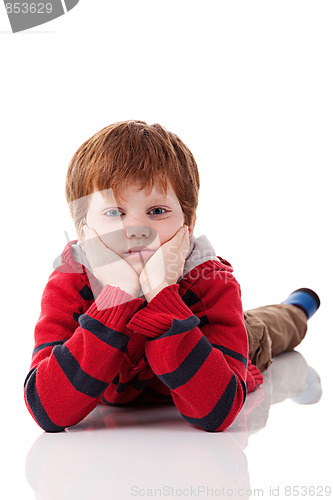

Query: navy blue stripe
111;374;154;393
33;340;66;357
181;374;238;432
199;315;209;328
79;314;129;352
211;344;248;368
147;315;200;341
143;386;173;400
100;386;173;405
24;368;36;388
25;368;65;433
238;377;247;403
73;311;80;322
101;394;129;406
53;344;109;398
159;336;212;390
79;284;95;301
182;289;201;307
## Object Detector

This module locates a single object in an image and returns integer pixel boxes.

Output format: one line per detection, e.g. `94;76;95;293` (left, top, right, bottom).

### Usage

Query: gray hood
71;234;220;283
178;234;220;282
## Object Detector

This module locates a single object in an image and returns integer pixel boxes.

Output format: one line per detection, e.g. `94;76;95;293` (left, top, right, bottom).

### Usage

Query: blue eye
104;207;168;218
150;207;166;216
105;209;122;218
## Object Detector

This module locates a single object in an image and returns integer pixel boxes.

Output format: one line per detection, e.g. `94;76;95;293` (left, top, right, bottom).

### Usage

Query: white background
0;1;332;499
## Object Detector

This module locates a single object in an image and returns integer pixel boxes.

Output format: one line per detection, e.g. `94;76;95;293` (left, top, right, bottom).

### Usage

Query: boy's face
82;180;195;275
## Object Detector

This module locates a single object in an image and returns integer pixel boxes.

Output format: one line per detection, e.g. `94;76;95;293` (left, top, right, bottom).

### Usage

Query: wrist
100;280;140;298
125;289;141;298
118;286;141;298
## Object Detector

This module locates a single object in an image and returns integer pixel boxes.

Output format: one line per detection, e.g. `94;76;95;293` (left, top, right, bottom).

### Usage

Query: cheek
156;216;184;245
85;215;125;249
87;213;119;235
85;211;97;229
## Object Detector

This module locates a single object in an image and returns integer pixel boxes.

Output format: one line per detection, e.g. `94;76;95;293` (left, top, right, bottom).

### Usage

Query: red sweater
24;239;263;432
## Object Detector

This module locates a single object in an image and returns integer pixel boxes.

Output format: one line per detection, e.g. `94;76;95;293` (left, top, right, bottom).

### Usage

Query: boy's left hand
140;225;190;302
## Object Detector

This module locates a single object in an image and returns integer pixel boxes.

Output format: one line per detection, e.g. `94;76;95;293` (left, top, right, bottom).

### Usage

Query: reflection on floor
25;350;321;500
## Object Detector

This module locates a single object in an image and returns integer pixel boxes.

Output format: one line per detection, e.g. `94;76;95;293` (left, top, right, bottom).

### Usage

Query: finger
83;226;105;246
179;230;190;255
82;227;120;268
170;225;188;243
159;225;187;251
82;225;98;246
177;226;189;246
82;224;94;238
81;226;99;250
181;237;190;256
140;247;166;288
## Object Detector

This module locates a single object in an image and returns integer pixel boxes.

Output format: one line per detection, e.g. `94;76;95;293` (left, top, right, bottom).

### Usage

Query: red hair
65;120;200;239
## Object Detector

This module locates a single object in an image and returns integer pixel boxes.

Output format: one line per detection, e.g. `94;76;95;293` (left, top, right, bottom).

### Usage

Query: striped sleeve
127;268;253;432
24;270;144;432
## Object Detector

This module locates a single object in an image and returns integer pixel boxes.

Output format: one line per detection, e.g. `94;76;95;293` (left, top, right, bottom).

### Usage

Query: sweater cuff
84;285;144;330
127;284;194;338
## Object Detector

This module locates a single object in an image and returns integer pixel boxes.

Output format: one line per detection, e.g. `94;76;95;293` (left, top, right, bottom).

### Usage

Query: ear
188;214;196;239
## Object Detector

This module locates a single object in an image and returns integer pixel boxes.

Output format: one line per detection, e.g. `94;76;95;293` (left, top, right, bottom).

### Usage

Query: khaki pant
244;303;308;372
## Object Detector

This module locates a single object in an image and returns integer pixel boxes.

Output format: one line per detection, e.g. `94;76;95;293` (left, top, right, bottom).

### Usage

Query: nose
125;225;151;239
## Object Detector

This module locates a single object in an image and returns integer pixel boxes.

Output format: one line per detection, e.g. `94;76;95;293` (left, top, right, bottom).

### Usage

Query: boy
24;120;320;433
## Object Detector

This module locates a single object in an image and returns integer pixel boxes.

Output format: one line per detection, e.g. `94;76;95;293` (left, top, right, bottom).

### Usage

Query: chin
123;251;155;275
129;262;143;275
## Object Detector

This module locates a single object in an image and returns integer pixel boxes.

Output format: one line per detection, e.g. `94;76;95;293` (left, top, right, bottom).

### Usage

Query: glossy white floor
3;296;331;500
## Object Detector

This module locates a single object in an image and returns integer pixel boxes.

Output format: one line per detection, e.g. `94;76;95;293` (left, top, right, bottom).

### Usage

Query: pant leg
244;303;308;373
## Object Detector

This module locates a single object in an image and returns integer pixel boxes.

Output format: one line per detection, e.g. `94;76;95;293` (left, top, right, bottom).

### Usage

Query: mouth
124;247;155;256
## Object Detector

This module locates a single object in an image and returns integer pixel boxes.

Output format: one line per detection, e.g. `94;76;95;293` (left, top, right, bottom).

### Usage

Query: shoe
282;288;320;319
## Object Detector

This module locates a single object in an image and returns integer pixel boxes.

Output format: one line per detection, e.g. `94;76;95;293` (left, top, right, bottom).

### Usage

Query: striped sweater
24;236;263;432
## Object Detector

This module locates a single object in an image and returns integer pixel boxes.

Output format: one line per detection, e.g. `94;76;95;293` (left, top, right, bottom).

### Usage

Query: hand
81;225;141;297
139;225;190;302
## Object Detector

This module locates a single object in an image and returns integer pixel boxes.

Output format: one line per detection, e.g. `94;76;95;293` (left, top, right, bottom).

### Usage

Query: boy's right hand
81;225;141;297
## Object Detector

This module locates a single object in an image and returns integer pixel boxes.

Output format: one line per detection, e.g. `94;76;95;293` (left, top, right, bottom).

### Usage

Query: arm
127;264;258;432
24;270;144;432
